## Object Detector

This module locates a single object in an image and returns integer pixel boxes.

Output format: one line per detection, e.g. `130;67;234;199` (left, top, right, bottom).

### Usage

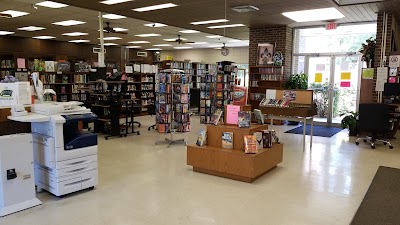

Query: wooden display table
187;123;283;182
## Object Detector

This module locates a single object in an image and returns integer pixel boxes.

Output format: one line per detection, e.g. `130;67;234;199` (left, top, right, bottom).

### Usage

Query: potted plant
359;37;376;68
341;111;359;136
284;72;308;125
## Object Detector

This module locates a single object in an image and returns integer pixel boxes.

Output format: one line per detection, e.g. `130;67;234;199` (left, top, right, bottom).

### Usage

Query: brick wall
249;26;294;80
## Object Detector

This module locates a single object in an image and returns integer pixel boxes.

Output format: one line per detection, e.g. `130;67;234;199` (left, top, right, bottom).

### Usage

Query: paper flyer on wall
265;89;276;99
375;67;388;92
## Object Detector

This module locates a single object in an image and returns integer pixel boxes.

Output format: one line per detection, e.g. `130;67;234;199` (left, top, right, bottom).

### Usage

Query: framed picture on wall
257;43;274;65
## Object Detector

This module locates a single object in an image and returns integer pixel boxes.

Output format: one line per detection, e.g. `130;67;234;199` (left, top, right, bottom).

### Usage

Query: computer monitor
383;83;400;96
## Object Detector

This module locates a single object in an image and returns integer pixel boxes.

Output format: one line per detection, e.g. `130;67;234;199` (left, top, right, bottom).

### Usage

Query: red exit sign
326;22;337;30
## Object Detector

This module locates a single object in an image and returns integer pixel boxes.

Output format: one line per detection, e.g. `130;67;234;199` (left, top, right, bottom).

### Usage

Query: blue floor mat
284;125;343;138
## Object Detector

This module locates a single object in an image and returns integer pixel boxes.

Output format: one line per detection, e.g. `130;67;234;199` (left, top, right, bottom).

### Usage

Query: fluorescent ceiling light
0;10;29;18
102;14;126;20
174;47;193;49
164;38;186;41
62;32;88;36
146;48;162;51
188;42;208;45
52;20;86;26
206;35;222;38
103;43;118;46
153;44;172;47
282;7;345;22
229;40;242;43
179;30;200;33
135;33;161;37
36;1;68;8
214;48;222;50
128;41;150;44
191;19;228;25
69;39;90;43
208;45;222;48
126;46;142;48
144;23;168;27
133;3;178;12
113;27;128;32
100;0;133;5
33;36;55;39
208;24;245;29
18;26;46;31
0;31;14;35
101;37;122;40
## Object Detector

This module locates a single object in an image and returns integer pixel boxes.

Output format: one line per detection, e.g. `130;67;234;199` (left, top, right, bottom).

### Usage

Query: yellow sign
314;73;322;83
341;72;351;80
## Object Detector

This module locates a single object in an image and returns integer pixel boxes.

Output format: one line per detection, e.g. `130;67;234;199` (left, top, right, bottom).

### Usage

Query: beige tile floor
2;115;400;225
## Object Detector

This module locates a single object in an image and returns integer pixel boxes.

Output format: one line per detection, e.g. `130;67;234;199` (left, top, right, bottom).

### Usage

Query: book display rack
155;69;189;146
199;72;215;124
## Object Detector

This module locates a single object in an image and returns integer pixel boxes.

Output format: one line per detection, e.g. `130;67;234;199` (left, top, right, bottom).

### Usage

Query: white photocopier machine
9;102;99;197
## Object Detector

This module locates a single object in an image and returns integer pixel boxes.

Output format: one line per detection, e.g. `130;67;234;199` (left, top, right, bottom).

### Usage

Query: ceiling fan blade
186;41;195;44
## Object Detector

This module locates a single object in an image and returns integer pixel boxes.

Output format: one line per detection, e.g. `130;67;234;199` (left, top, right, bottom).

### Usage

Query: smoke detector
232;5;259;13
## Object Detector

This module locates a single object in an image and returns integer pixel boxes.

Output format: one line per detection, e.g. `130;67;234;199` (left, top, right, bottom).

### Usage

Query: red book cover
233;86;248;106
244;135;258;154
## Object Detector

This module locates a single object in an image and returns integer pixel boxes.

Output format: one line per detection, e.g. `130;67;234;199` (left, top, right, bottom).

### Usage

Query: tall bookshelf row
199;72;215;124
125;72;156;113
249;66;284;110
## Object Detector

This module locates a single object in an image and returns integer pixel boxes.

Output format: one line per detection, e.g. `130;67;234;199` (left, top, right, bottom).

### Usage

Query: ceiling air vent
232;5;259;13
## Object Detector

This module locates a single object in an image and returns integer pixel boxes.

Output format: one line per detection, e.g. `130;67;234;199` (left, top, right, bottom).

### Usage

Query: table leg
303;118;306;152
270;118;273;127
310;117;314;151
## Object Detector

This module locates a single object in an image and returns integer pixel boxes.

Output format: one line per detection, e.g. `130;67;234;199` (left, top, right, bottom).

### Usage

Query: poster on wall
257;43;274;65
389;55;400;68
362;68;374;79
283;90;296;101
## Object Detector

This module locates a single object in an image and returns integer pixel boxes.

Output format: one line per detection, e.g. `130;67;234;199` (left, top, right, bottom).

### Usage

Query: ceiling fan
168;35;195;44
221;43;229;56
104;22;128;34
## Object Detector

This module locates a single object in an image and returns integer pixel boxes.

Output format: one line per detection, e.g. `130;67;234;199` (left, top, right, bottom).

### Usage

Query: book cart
155;69;190;146
187;105;283;183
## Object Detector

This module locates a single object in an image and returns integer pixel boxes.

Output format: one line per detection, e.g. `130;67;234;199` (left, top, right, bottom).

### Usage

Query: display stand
155;69;187;146
187;123;283;182
199;71;215;124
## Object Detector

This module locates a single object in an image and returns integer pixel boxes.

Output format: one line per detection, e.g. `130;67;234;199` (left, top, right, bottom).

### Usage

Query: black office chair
147;104;157;131
356;103;394;149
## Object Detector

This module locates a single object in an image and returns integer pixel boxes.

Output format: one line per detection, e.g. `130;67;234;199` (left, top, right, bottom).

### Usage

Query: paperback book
244;135;258;154
253;132;263;150
196;129;207;146
210;109;223;125
222;132;233;149
238;111;251;128
262;130;272;148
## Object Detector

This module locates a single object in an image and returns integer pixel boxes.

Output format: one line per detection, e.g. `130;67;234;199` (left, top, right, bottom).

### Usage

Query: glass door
306;56;333;124
305;54;361;126
332;55;361;125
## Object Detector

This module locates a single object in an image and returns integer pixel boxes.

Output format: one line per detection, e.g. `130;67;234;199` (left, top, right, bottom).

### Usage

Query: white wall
160;47;249;64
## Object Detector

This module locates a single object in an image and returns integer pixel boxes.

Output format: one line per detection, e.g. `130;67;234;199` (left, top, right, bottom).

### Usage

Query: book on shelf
210;109;223;125
181;84;189;93
253;132;263;150
244;135;258;154
233;86;248;106
253;109;264;124
221;132;233;149
238;111;251;128
159;95;166;104
45;61;55;72
182;104;189;113
158;124;170;133
159;104;170;114
181;94;189;103
262;130;272;148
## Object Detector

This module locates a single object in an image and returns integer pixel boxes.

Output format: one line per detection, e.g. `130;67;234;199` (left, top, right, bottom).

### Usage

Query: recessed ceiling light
179;30;200;33
188;42;208;45
208;24;245;29
0;10;29;18
33;36;55;39
103;43;118;46
101;37;122;40
135;33;161;37
128;41;150;44
191;19;228;25
144;23;168;28
36;1;68;8
206;35;223;39
164;38;186;41
146;48;163;51
126;46;142;48
18;26;46;31
282;7;345;22
113;27;128;32
62;32;88;36
52;20;86;26
153;44;172;47
0;31;14;35
174;47;193;49
100;0;133;5
133;3;178;12
102;14;126;20
69;39;90;43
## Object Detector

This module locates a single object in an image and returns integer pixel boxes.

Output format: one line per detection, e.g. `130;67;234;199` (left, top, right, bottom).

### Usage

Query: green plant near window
341;111;359;136
309;82;340;118
284;72;308;89
359;37;376;67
